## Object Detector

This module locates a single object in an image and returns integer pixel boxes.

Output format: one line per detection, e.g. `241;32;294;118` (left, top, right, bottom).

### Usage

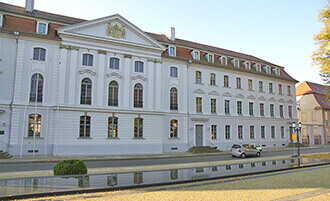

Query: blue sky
2;0;328;85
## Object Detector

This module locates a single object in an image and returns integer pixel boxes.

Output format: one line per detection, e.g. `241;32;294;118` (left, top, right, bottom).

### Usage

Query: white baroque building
0;1;298;156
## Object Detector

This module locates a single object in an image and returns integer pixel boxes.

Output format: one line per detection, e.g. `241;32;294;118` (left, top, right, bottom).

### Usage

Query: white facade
0;4;297;156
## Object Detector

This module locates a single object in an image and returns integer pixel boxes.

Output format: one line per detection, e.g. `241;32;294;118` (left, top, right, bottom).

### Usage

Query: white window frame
232;59;239;68
170;66;178;78
169;46;176;57
36;21;49;35
244;62;251;70
254;63;261;72
264;65;271;74
220;56;227;65
207;53;214;63
191;50;200;60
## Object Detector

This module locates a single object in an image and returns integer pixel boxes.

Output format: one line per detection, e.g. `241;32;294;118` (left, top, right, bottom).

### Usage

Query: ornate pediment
268;97;276;102
131;75;147;81
235;93;244;98
79;69;96;76
223;92;232;97
287;99;294;104
258;96;266;101
209;90;219;96
106;72;122;79
247;95;256;100
194;89;205;94
278;98;285;103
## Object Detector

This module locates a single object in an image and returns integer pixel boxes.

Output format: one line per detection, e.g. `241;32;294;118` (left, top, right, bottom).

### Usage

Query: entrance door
195;125;203;146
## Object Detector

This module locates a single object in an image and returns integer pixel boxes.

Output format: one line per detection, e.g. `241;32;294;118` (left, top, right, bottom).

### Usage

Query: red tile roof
296;81;327;96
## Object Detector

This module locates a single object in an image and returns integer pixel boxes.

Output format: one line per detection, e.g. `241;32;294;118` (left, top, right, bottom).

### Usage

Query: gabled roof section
314;94;330;110
296;81;327;96
57;14;165;51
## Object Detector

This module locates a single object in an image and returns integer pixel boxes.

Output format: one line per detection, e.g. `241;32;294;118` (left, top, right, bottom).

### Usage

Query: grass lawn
301;153;330;159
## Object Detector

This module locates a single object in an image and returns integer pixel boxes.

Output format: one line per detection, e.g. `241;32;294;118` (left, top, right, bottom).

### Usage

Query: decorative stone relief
209;90;219;96
191;118;209;122
287;100;294;104
278;98;285;103
106;72;122;79
98;50;107;55
235;93;244;98
106;23;126;39
223;92;232;97
194;89;205;94
148;58;163;63
60;44;79;51
124;54;132;58
79;69;96;76
247;95;256;100
268;97;276;102
258;96;266;101
131;75;147;81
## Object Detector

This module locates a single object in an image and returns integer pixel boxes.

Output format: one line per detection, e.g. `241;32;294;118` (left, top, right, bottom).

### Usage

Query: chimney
166;27;175;41
25;0;35;13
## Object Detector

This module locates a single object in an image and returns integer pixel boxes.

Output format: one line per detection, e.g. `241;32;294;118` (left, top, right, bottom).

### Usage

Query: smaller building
296;81;329;145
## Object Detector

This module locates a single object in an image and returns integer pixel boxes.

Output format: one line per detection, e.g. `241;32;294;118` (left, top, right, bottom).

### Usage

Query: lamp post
293;122;302;156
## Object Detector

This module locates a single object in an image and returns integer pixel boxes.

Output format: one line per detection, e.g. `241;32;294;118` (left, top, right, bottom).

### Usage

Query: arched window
134;117;143;138
135;61;144;72
110;58;120;69
30;73;44;102
28;114;41;137
170;119;178;138
108;81;118;106
195;71;202;83
134;83;143;108
170;87;178;110
81;78;92;105
80;115;91;138
108;116;118;138
33;48;46;61
82;54;93;66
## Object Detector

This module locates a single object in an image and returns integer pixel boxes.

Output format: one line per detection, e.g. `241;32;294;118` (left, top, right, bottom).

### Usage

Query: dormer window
273;67;280;75
264;65;271;74
244;62;250;70
220;56;227;65
232;59;239;68
254;64;261;72
36;21;48;35
207;54;214;63
169;46;176;57
192;50;200;60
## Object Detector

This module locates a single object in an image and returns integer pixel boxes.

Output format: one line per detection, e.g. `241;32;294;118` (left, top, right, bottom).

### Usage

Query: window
169;46;176;56
259;81;263;92
135;61;144;72
269;83;273;93
33;48;46;61
208;54;214;63
110;58;120;69
238;125;243;139
36;22;48;34
170;67;178;78
270;104;274;117
195;71;202;83
279;105;284;117
81;78;92;105
224;75;229;87
261;126;265;139
108;81;118;106
281;126;285;139
288;106;292;118
249;102;254;116
254;64;261;72
80;115;91;138
248;79;253;90
108;116;118;138
28;114;41;137
232;59;239;68
287;86;291;96
210;73;216;85
170;119;178;138
82;54;93;66
170;87;178;110
30;73;44;103
237;101;242;115
134;172;143;184
236;77;241;89
274;68;280;75
271;126;275;139
196;97;202;113
260;103;265;116
244;62;250;70
250;126;255;139
224;100;230;114
278;84;283;94
220;56;227;65
134;117;143;138
134;84;143;108
192;51;200;60
211;99;217;114
211;125;217;139
264;65;271;74
225;125;231;139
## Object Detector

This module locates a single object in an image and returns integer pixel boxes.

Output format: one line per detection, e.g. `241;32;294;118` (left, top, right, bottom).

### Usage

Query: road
0;147;329;173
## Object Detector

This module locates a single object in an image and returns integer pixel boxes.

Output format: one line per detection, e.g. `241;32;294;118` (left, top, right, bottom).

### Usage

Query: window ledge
223;86;231;88
288;94;292;97
133;137;145;140
106;137;120;139
225;138;231;140
77;137;93;139
24;137;44;140
195;82;204;85
269;92;274;94
248;89;254;92
169;137;180;140
170;110;179;113
236;88;243;90
259;91;265;93
209;84;218;87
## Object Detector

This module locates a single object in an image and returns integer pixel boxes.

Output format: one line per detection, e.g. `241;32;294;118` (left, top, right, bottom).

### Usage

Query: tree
312;3;330;85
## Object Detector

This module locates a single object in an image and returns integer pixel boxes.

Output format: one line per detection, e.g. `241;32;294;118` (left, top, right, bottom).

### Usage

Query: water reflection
0;158;328;199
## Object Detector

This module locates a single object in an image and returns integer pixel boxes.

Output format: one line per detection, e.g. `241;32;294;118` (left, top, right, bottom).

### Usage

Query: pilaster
67;50;78;105
96;53;106;107
123;55;132;108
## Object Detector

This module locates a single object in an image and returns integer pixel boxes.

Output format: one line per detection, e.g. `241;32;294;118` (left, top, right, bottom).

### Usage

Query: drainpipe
186;60;191;149
8;31;20;153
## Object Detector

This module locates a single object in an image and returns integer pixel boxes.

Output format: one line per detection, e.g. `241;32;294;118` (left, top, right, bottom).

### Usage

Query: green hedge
188;146;220;153
53;159;87;176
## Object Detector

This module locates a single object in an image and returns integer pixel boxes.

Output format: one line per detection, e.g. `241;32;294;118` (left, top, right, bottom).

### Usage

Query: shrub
287;143;309;147
53;159;87;176
188;146;220;153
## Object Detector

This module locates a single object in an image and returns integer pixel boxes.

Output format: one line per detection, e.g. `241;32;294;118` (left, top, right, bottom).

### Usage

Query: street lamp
292;122;302;156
